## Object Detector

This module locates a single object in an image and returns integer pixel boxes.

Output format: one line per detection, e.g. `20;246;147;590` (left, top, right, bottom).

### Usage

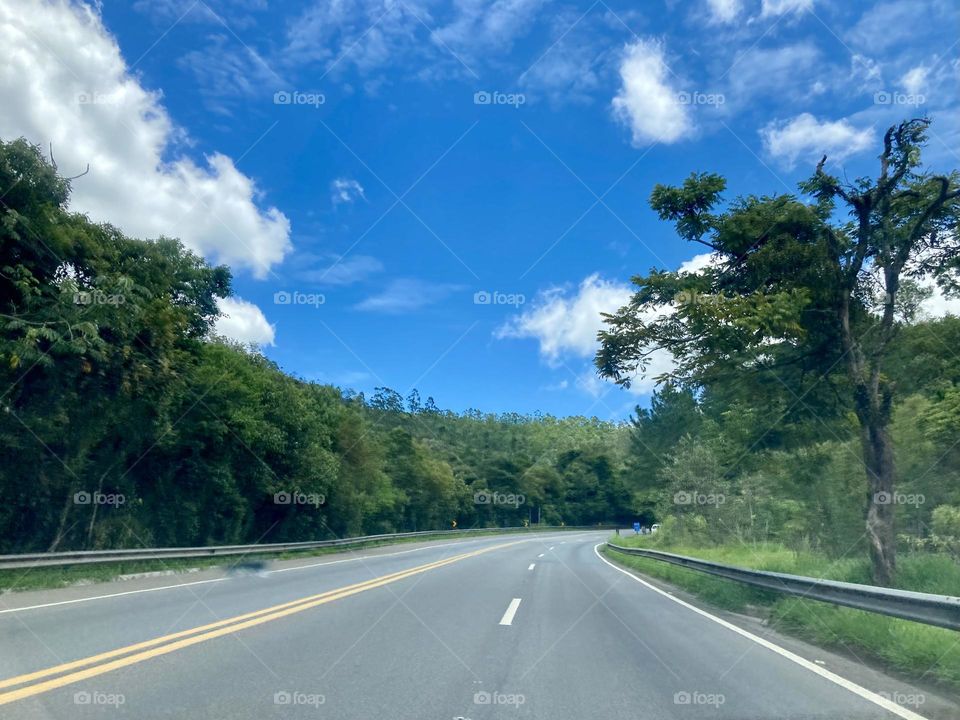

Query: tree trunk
840;294;897;586
857;388;896;586
858;401;897;586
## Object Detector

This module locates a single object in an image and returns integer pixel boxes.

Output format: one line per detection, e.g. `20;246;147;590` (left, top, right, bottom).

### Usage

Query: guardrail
0;526;610;570
605;542;960;631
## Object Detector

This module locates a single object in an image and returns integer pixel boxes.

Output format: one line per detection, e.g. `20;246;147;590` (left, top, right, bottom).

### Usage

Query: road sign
633;522;641;534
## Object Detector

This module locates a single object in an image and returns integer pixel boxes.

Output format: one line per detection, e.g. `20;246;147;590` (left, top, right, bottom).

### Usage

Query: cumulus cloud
611;39;693;146
214;296;276;346
0;0;291;278
498;255;716;394
497;274;632;363
331;178;367;205
760;113;874;168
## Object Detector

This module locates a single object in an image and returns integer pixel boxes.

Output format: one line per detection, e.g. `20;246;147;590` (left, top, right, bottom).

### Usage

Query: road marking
593;544;930;720
499;598;522;626
0;541;522;705
537;553;544;558
0;536;527;615
0;577;230;615
528;563;535;571
549;546;555;550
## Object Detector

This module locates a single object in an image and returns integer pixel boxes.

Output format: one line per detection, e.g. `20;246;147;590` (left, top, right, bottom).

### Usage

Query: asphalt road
0;531;954;719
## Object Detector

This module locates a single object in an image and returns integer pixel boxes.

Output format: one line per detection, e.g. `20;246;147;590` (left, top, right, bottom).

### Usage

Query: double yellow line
0;540;519;705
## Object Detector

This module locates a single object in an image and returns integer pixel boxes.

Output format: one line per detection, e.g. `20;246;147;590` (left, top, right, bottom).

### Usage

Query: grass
603;536;960;690
0;528;547;594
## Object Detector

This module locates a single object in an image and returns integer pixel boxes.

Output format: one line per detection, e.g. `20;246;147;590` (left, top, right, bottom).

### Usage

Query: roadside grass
0;528;544;594
602;536;960;690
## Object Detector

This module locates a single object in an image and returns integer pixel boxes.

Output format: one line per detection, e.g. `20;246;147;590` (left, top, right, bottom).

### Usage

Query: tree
596;119;960;584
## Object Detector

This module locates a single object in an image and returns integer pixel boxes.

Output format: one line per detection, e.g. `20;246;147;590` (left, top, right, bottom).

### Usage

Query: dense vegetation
598;119;960;584
2;125;960;594
0;138;629;553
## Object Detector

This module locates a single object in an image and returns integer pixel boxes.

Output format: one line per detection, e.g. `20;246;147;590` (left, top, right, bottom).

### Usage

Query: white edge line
0;577;229;615
592;544;929;720
499;597;522;626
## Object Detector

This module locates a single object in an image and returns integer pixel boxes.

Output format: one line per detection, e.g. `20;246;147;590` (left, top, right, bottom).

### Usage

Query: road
0;531;953;719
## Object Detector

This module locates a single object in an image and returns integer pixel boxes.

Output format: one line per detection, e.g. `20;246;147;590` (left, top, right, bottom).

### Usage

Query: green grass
603;536;960;690
0;528;544;594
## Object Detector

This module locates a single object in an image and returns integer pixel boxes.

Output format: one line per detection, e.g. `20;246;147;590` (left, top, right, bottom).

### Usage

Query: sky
1;0;958;420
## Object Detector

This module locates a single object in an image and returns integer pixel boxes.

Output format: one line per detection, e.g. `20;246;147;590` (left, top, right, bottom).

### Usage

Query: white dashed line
499;598;522;626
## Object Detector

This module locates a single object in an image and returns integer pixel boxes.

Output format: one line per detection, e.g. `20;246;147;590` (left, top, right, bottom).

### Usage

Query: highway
0;531;954;719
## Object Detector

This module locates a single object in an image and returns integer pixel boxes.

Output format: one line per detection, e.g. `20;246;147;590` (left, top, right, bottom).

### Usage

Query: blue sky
2;0;958;419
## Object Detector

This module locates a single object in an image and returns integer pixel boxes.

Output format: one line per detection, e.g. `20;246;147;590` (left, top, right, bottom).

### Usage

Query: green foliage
0;138;633;555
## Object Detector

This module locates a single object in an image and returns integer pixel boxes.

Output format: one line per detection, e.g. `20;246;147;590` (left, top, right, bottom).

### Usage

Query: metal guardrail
605;542;960;631
0;526;610;570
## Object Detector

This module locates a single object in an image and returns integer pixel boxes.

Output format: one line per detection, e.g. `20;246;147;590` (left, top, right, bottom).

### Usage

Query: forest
0;137;630;553
2;124;959;589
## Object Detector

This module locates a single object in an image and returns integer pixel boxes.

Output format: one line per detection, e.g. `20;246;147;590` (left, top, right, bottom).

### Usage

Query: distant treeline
0;138;630;553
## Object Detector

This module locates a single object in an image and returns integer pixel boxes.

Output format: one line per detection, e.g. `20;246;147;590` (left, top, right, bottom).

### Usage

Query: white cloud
0;0;291;278
331;178;366;205
611;39;693;146
760;0;814;16
760;113;874;168
498;255;716;394
297;254;383;286
706;0;741;23
899;65;929;95
727;44;820;103
497;274;633;362
432;0;545;59
355;278;463;314
284;0;427;74
214;296;276;346
920;285;960;318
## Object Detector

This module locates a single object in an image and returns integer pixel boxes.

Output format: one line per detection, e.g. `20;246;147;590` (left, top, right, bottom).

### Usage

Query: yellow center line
0;540;520;705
